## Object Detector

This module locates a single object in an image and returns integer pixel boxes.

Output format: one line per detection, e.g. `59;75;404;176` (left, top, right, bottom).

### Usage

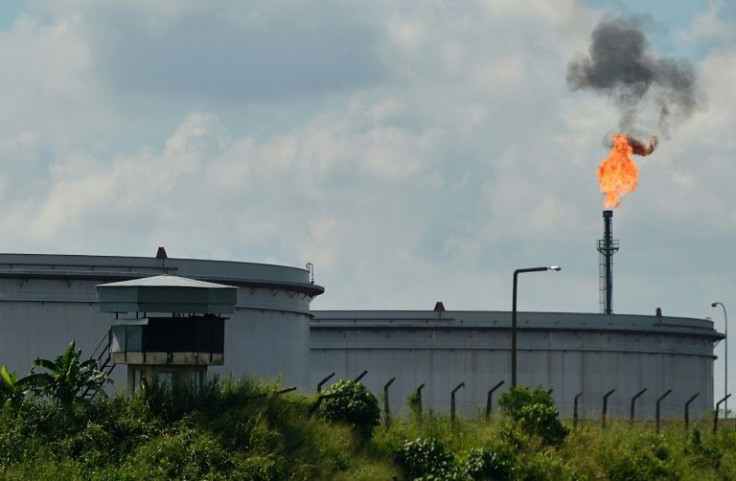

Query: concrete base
112;351;223;365
126;364;208;393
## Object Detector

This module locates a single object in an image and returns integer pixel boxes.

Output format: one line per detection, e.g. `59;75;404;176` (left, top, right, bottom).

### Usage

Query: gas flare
598;134;657;208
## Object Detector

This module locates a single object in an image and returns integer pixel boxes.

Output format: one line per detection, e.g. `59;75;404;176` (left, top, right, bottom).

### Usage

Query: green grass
1;380;735;480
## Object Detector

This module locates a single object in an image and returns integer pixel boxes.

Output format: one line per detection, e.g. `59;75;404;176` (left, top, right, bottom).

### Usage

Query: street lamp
511;265;561;387
712;301;728;419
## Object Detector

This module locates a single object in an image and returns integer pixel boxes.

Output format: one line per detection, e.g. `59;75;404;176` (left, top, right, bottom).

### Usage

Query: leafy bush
498;387;568;446
498;386;554;419
604;450;676;481
319;380;380;441
463;446;515;480
239;454;284;481
686;428;722;469
395;437;456;480
516;451;567;481
603;433;677;481
517;404;569;447
498;424;527;452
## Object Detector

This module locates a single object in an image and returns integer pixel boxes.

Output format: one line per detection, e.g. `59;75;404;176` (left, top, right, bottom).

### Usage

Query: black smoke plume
567;16;701;135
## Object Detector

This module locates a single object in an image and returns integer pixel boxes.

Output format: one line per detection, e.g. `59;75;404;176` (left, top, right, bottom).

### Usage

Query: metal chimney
597;210;619;314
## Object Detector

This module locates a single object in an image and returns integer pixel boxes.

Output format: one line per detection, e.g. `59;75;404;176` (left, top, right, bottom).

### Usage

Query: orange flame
598;134;657;208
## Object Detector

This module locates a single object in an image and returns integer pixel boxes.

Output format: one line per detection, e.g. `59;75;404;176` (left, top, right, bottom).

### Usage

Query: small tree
498;386;568;446
517;403;569;446
318;380;380;441
25;341;108;406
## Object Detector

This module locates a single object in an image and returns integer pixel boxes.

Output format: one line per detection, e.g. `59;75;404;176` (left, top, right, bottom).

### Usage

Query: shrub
516;451;567;481
395;437;456;480
319;380;380;441
517;404;569;447
498;424;527;452
238;454;284;481
604;450;676;481
686;428;722;469
603;434;677;481
463;446;515;480
498;387;568;446
498;386;554;419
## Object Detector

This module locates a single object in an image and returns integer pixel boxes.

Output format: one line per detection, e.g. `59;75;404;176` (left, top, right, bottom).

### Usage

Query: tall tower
597;210;619;314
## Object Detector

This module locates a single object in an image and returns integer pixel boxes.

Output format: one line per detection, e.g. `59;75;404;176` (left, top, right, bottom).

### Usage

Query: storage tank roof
0;253;325;297
97;274;237;314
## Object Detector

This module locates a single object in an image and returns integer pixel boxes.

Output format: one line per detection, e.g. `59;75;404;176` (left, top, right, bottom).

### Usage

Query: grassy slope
0;380;735;480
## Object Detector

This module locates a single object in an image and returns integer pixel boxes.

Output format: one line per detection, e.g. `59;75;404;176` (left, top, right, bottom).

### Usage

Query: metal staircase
82;329;116;400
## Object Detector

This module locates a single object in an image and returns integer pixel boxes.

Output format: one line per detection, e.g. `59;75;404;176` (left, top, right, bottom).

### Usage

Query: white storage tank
0;253;323;390
310;310;722;420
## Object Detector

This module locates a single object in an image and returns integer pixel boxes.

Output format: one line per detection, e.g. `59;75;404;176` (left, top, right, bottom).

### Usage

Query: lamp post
712;301;728;419
512;265;561;387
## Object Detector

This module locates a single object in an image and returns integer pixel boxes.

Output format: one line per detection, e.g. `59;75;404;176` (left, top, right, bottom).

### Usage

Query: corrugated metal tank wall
210;286;314;389
0;254;322;391
0;277;110;379
310;311;720;420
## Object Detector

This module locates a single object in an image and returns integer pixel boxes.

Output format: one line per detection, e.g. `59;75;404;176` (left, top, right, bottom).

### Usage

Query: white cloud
677;0;735;43
0;0;733;325
0;13;111;144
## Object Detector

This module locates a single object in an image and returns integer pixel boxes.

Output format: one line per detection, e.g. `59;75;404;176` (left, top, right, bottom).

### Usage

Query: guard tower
97;274;237;392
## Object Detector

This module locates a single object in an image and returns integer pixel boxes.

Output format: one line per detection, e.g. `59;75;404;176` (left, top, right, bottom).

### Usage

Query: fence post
574;392;583;429
485;380;505;422
714;394;731;435
630;388;647;424
275;387;297;396
249;387;296;400
354;370;368;383
383;377;396;429
684;393;700;431
656;389;673;434
451;382;465;423
307;393;338;418
413;384;425;423
602;389;616;429
317;372;335;393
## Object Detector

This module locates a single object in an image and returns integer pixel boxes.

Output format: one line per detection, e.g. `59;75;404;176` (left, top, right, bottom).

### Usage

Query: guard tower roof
97;274;237;314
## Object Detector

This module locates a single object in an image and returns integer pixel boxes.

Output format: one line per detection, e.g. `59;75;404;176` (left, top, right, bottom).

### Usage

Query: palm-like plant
0;366;31;404
26;341;109;405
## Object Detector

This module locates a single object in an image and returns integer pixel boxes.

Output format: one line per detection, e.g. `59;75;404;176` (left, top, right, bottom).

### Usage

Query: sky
0;1;735;390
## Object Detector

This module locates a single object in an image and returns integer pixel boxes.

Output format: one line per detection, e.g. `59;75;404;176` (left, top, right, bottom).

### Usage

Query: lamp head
712;302;719;308
549;265;561;271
